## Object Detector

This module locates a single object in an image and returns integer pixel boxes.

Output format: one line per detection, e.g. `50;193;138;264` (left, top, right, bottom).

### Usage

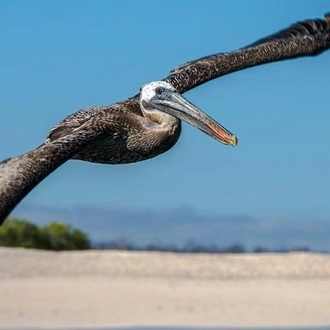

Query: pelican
48;81;237;165
0;13;329;222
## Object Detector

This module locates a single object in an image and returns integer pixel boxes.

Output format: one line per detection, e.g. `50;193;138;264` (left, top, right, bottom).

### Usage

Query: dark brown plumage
1;13;330;223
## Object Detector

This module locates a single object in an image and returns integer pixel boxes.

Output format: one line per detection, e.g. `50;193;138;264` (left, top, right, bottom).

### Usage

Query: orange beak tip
231;135;238;147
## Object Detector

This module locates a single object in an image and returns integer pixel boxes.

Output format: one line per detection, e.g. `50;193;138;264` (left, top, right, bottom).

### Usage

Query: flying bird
47;80;237;165
0;13;329;222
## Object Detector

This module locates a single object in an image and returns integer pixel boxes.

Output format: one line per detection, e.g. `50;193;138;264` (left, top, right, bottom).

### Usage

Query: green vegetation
0;217;314;253
0;217;90;250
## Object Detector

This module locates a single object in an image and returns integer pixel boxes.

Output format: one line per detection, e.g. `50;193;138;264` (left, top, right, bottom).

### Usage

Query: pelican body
0;13;329;222
46;81;237;164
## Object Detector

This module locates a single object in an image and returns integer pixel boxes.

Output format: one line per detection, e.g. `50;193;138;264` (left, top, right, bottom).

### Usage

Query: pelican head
140;81;238;147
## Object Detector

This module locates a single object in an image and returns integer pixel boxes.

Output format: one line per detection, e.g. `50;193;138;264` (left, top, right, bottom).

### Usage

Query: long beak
144;92;238;147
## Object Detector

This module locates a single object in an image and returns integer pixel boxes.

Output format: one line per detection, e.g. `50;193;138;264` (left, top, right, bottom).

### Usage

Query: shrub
0;217;90;251
0;217;41;248
40;221;90;250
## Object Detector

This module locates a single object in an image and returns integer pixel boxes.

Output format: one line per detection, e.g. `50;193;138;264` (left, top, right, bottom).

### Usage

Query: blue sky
1;1;330;248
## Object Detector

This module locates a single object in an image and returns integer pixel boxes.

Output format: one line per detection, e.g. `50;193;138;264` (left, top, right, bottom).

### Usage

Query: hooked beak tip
231;135;238;147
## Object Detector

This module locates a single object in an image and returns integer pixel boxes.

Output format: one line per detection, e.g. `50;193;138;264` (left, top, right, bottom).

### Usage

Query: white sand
0;247;330;328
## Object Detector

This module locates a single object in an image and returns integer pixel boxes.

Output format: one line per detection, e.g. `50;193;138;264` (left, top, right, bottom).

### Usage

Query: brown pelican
48;81;237;165
0;13;329;222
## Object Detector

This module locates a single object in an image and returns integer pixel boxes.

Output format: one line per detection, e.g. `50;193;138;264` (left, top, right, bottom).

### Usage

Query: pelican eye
155;87;164;95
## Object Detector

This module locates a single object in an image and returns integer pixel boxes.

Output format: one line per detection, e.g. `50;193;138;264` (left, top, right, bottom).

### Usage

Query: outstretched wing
0;136;84;222
166;13;330;93
0;108;133;222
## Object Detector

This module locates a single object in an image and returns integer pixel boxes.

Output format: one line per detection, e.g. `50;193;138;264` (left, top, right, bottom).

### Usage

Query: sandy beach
0;247;330;328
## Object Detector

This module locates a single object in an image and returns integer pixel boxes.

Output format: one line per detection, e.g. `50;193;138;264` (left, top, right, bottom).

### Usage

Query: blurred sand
0;247;330;328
